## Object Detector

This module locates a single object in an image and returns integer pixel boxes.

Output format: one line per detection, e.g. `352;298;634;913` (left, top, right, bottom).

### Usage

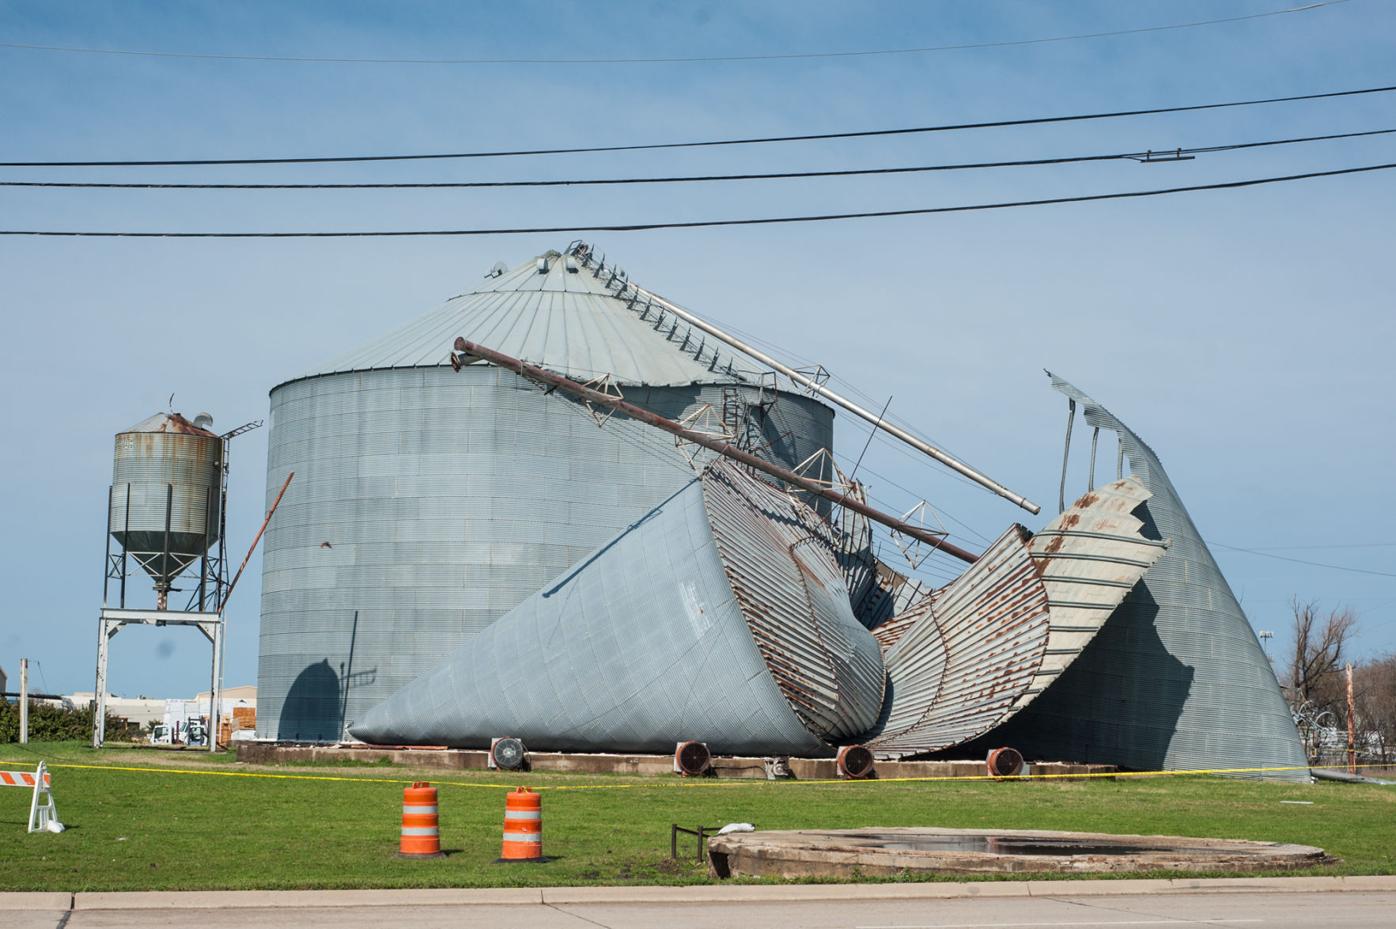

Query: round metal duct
674;740;712;777
836;744;875;779
491;737;527;771
987;746;1025;777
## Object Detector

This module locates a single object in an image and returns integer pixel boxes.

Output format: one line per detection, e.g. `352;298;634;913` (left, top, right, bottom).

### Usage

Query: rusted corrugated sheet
972;375;1309;778
1013;478;1167;711
863;478;1164;759
867;526;1051;758
703;464;886;742
830;484;900;630
121;411;219;438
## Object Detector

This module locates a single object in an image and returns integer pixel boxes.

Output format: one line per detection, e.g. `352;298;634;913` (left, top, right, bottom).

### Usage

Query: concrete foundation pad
234;743;1114;780
707;827;1333;880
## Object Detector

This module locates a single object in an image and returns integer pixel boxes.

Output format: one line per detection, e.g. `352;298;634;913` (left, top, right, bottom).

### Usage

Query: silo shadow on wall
278;659;340;743
954;583;1196;771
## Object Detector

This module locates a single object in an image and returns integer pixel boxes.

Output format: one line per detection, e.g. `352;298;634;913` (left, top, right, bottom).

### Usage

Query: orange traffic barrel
399;781;443;858
499;787;543;862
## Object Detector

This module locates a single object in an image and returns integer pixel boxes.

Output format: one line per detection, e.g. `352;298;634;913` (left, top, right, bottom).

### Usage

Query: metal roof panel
295;250;739;387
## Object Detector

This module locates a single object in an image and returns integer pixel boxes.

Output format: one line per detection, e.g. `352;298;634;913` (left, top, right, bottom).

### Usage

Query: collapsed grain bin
256;247;834;741
954;375;1309;778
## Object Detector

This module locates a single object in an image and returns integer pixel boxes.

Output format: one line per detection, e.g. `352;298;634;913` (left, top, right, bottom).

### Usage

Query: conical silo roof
291;248;747;388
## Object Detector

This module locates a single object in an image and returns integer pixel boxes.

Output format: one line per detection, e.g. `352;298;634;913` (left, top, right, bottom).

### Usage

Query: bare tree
1287;600;1358;762
1288;600;1358;707
1355;655;1396;763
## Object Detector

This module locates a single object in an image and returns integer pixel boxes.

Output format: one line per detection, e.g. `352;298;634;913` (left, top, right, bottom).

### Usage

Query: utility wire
5;83;1395;168
1210;542;1396;579
1238;542;1396;551
5;161;1393;237
6;127;1393;190
0;1;1348;65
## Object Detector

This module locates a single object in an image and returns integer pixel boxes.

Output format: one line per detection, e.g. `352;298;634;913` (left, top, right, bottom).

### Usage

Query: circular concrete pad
706;827;1331;879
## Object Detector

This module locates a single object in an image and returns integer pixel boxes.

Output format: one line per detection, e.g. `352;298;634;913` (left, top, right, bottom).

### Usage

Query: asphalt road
8;891;1395;929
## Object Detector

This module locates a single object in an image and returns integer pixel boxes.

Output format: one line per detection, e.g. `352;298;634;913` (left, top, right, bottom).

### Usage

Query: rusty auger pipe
452;338;979;564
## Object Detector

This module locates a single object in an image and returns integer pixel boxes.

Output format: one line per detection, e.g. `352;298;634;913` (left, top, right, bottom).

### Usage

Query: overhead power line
5;127;1393;190
0;1;1349;66
5;83;1395;169
3;161;1393;237
1210;541;1396;579
1237;542;1396;551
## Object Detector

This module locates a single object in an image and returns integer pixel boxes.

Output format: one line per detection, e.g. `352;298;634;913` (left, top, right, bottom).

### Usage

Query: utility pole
18;658;28;745
1346;662;1357;776
1258;630;1274;661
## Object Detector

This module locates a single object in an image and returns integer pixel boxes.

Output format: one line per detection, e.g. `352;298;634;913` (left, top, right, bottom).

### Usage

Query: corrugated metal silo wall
257;364;833;741
959;377;1307;779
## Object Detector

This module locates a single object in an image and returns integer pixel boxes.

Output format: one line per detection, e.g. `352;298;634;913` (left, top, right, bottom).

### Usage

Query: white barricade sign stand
1;761;64;833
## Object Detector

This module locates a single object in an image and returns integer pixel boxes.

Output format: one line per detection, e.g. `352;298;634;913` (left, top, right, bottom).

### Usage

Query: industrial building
259;242;1306;777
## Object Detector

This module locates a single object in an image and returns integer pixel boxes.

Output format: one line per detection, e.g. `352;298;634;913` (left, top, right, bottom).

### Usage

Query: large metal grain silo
258;247;835;741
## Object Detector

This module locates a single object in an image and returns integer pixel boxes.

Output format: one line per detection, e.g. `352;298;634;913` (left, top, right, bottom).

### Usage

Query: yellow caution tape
37;759;1396;792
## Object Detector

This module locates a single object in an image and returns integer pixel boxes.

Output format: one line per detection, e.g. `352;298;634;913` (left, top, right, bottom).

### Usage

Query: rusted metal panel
864;478;1165;759
868;526;1051;758
1014;478;1168;710
968;375;1309;778
703;464;886;742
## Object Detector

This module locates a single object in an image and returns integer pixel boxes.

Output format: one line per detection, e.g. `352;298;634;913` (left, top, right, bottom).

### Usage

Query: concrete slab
541;883;1031;904
73;888;543;910
40;875;1396;914
1026;878;1177;896
707;827;1332;880
12;889;1396;929
0;914;65;929
0;893;71;911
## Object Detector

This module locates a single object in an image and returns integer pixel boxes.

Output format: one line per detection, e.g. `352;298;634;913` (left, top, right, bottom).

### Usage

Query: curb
4;875;1393;911
0;892;72;911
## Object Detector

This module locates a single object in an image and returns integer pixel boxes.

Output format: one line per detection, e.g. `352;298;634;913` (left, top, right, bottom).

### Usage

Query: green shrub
0;699;134;742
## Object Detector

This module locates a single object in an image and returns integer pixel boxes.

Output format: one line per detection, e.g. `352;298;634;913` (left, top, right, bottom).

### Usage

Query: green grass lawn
0;741;1392;892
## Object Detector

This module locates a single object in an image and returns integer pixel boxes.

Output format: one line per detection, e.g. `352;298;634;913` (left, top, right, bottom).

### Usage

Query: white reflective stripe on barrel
403;804;438;815
503;809;541;820
504;831;541;841
401;826;439;836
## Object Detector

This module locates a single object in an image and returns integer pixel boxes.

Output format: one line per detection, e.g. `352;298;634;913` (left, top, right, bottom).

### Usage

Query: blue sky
1;1;1392;700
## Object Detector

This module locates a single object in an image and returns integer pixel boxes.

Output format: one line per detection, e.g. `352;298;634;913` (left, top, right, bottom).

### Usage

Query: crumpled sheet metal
863;478;1163;759
1016;478;1168;711
867;525;1051;758
351;460;881;755
970;375;1308;776
830;485;896;630
703;465;886;742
